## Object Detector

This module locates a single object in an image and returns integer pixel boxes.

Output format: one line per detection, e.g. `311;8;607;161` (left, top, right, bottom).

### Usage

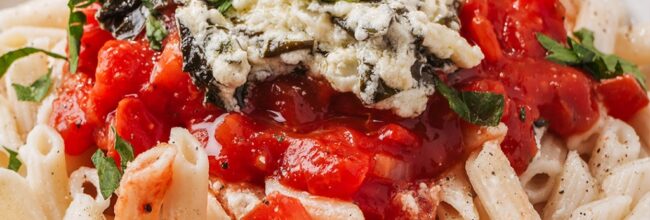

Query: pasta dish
0;0;649;219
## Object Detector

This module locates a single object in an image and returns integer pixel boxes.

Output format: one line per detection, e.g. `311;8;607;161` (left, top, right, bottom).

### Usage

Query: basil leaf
537;29;647;90
113;127;135;171
91;149;122;199
206;0;233;14
11;69;53;102
536;33;580;64
3;146;21;172
145;14;168;51
434;78;505;126
0;47;65;78
96;0;147;40
67;0;96;74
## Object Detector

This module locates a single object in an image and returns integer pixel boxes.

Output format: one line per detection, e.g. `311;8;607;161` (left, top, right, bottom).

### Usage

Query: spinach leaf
0;47;65;78
12;68;53;102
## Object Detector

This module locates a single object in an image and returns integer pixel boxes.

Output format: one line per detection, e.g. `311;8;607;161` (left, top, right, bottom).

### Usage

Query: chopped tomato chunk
77;4;114;76
597;75;649;120
90;40;154;117
280;127;371;199
242;192;312;220
50;73;99;155
114;98;169;156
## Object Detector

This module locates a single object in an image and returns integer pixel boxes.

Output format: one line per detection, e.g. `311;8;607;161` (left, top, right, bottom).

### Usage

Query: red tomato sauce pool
49;0;650;219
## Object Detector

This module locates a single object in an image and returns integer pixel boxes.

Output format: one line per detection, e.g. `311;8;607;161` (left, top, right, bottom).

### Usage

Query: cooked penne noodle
466;125;540;220
114;145;176;220
520;134;567;204
64;167;110;220
588;117;641;182
0;168;46;220
19;125;69;220
569;196;632;220
601;158;650;204
161;128;210;219
625;192;650;220
543;151;598;220
437;165;479;220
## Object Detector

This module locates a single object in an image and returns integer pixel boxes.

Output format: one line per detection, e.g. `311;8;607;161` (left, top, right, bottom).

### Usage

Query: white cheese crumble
176;0;483;117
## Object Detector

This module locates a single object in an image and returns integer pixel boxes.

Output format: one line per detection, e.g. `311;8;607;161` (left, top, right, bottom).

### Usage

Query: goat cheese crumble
176;0;483;117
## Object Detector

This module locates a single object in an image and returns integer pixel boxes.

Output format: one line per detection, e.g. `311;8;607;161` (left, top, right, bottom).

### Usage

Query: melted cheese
176;0;483;117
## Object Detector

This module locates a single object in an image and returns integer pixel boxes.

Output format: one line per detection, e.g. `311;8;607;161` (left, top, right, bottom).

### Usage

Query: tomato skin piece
90;40;155;117
50;73;99;155
77;4;114;76
242;192;312;220
597;75;649;121
114;98;169;156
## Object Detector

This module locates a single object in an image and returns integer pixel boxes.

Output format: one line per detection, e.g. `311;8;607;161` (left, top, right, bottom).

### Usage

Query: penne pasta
520;134;567;204
625;192;650;220
466;126;540;220
19;125;70;220
588;117;641;182
600;158;650;204
114;145;176;220
64;167;110;220
569;196;632;220
543;151;598;220
161;128;210;219
437;165;479;220
0;168;46;220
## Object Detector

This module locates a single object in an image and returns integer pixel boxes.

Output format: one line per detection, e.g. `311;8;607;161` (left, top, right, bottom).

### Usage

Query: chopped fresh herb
12;69;53;102
113;127;135;171
262;40;314;58
92;129;135;199
67;0;96;74
145;14;168;51
91;149;122;199
536;29;646;89
434;78;505;126
519;107;526;122
273;133;286;142
206;0;233;14
0;47;65;78
3;146;21;172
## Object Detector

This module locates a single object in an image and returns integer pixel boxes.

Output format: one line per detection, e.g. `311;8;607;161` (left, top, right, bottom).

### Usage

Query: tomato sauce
50;1;647;219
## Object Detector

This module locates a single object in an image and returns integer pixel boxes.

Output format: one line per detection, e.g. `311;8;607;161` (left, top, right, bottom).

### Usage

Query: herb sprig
67;0;97;74
12;69;53;102
536;29;646;89
3;146;22;172
92;127;135;199
434;78;505;126
0;47;65;78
